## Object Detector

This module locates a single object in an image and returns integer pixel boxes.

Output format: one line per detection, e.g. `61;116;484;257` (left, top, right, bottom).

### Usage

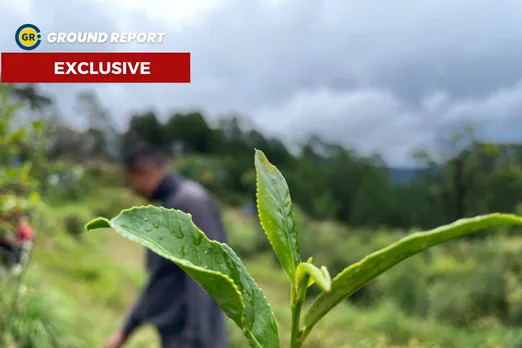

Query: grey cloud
1;0;522;166
261;80;522;165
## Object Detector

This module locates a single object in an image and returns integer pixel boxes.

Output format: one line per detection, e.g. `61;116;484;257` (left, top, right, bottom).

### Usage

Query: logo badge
15;24;41;51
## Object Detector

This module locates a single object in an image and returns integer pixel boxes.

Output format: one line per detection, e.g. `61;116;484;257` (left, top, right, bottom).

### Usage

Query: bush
83;163;123;187
509;287;522;325
174;155;253;205
382;257;430;317
0;279;81;348
224;209;271;258
175;155;229;192
63;214;84;240
92;190;142;219
429;257;508;326
44;167;86;204
299;221;384;304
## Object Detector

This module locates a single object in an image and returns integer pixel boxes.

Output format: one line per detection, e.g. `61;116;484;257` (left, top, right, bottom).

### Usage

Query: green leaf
304;257;315;288
86;206;280;348
254;149;301;283
304;213;522;329
296;262;331;292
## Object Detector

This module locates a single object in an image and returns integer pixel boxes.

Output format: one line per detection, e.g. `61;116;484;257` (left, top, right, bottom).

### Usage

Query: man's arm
121;273;149;337
179;195;227;347
121;252;170;337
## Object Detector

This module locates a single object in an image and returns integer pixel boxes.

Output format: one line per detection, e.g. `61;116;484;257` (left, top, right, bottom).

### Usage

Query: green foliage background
3;84;522;347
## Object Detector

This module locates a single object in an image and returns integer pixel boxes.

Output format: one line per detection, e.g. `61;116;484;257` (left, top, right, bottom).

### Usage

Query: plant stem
296;323;314;346
290;299;303;347
290;276;309;348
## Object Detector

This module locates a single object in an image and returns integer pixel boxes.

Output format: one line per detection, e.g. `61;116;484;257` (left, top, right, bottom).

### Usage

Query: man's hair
123;144;170;172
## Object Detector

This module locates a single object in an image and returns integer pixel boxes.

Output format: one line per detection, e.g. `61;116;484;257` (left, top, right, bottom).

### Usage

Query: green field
9;185;522;348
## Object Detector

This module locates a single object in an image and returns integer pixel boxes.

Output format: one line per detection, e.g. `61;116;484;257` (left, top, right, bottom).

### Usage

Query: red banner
0;52;190;83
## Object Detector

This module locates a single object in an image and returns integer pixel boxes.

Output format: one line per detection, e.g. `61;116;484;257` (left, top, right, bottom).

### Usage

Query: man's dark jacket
122;173;229;348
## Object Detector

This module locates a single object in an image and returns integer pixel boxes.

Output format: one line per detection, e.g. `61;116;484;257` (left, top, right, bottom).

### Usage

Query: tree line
8;84;522;231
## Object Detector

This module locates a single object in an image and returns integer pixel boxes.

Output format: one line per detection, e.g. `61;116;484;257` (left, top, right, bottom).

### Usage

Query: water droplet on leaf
158;235;163;240
172;226;184;238
145;226;152;232
153;222;159;228
144;217;148;221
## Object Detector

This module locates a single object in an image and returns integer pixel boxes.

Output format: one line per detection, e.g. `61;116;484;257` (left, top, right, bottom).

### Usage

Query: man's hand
104;330;127;348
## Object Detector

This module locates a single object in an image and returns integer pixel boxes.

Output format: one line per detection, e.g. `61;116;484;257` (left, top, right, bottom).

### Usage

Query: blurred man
104;145;229;348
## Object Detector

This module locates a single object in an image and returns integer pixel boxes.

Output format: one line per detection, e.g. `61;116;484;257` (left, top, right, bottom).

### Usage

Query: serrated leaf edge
254;149;300;282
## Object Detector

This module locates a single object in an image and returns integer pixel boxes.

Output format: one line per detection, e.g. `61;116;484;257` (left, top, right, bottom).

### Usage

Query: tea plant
0;84;47;346
0;84;44;237
86;149;522;347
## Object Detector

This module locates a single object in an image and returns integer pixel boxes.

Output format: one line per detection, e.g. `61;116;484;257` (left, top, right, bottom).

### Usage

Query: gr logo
15;24;42;50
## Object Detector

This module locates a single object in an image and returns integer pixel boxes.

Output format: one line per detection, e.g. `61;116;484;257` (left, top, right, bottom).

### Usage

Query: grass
11;186;522;347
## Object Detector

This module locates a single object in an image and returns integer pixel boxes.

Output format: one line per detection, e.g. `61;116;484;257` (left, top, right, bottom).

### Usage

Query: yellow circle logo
15;24;41;50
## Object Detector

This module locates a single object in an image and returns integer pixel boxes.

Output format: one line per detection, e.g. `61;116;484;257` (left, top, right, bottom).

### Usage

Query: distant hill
387;166;442;185
387;167;420;185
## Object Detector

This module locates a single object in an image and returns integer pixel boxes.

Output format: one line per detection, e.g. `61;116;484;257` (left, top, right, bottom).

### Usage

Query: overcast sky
2;0;522;166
